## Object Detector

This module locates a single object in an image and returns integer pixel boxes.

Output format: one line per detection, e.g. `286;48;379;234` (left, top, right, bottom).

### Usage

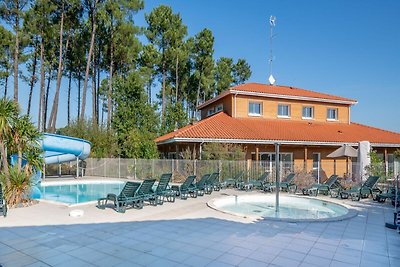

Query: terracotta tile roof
155;112;400;146
198;83;357;109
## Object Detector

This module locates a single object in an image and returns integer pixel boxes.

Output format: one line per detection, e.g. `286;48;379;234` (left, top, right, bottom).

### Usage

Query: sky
10;0;400;132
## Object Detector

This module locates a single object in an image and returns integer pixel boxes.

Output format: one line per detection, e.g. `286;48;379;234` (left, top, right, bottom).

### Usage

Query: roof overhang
197;89;358;109
157;137;400;148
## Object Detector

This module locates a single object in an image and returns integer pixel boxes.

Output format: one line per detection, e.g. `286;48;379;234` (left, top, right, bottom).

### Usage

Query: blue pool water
33;181;125;205
210;195;349;220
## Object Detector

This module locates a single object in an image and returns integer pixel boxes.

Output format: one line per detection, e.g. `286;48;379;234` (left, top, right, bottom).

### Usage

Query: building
155;83;400;178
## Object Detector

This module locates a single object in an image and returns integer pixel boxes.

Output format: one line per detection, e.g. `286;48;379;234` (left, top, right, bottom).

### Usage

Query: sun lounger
0;184;7;217
136;179;157;206
302;175;339;196
263;173;296;192
152;173;175;204
222;171;244;188
239;172;269;191
206;172;221;193
172;175;197;199
97;181;142;213
194;174;211;196
339;176;380;201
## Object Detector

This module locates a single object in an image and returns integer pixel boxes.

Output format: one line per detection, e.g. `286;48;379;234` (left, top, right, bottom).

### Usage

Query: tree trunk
0;139;10;179
48;6;66;132
13;1;20;103
44;71;52;131
92;47;97;127
67;70;72;125
194;72;202;118
107;31;113;130
80;1;98;121
161;60;166;121
77;74;81;119
38;37;45;132
27;41;38;115
175;54;179;103
96;42;101;125
4;71;8;98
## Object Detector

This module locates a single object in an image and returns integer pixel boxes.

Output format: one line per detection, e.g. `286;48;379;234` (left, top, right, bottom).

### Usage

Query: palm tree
0;99;43;206
0;98;19;181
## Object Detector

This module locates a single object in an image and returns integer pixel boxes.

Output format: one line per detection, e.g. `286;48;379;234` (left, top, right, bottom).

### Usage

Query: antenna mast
269;15;276;85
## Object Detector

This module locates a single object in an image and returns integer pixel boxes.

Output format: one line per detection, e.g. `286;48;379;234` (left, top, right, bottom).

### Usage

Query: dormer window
327;108;338;121
302;106;314;119
278;104;290;118
215;104;223;113
248;102;262;116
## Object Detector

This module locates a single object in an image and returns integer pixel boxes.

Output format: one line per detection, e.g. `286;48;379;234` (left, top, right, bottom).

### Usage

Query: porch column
255;147;259;161
304;146;308;172
384;148;388;176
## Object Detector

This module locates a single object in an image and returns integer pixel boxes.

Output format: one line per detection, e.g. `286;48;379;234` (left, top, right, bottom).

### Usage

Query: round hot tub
208;194;356;222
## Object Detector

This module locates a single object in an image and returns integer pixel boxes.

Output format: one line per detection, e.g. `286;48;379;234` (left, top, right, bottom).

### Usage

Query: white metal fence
45;158;399;186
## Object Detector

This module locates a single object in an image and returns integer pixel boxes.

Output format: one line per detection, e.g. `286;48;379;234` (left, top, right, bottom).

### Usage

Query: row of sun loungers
98;172;222;213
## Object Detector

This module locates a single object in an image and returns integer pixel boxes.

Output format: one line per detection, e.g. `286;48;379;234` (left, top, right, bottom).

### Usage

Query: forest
0;0;252;158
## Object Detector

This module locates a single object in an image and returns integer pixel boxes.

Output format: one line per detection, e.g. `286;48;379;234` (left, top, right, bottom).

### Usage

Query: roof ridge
232;82;356;102
351;122;400;136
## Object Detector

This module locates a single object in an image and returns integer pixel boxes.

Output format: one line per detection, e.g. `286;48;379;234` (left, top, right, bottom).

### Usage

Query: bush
292;170;315;191
0;166;32;207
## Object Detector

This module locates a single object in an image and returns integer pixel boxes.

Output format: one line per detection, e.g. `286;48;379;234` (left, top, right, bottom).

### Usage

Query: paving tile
302;254;332;267
237;258;267;267
183;255;213;267
216;252;245;265
271;255;301;267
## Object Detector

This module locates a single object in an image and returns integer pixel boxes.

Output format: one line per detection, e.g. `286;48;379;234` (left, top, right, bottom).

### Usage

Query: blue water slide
40;133;91;164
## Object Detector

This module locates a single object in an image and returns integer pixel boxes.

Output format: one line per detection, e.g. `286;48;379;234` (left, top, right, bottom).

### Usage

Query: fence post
218;160;222;182
134;158;137;180
152;159;155;178
104;159;107;178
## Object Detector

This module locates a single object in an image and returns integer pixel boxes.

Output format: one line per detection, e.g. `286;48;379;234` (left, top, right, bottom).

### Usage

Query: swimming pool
208;194;353;221
33;180;125;205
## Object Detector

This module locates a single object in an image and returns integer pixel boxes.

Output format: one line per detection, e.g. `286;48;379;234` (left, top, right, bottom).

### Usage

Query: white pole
76;157;79;179
275;143;280;213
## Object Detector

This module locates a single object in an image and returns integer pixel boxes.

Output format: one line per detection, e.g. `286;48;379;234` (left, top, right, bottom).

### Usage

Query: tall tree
191;28;214;117
0;25;13;98
233;58;251;85
0;0;29;102
145;5;187;122
24;0;56;131
48;0;82;132
214;57;234;95
100;0;143;129
112;72;159;158
80;0;102;121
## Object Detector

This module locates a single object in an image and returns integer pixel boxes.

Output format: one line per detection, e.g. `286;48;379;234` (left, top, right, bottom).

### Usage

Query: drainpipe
199;140;205;160
348;107;351;125
234;93;238;118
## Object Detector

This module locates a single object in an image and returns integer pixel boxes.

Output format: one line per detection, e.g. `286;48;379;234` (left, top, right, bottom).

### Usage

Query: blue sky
11;0;400;132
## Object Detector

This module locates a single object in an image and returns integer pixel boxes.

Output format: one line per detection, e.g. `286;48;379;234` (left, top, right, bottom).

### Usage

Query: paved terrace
0;189;399;267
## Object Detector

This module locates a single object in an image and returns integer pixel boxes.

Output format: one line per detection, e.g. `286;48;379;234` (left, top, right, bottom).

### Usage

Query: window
312;153;321;169
248;102;262;116
207;108;215;116
302;106;314;119
251;152;293;174
278;104;290;117
215;104;223;112
327;108;338;120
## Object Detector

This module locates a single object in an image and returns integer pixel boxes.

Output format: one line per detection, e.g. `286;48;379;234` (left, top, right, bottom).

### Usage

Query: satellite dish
269;74;276;85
